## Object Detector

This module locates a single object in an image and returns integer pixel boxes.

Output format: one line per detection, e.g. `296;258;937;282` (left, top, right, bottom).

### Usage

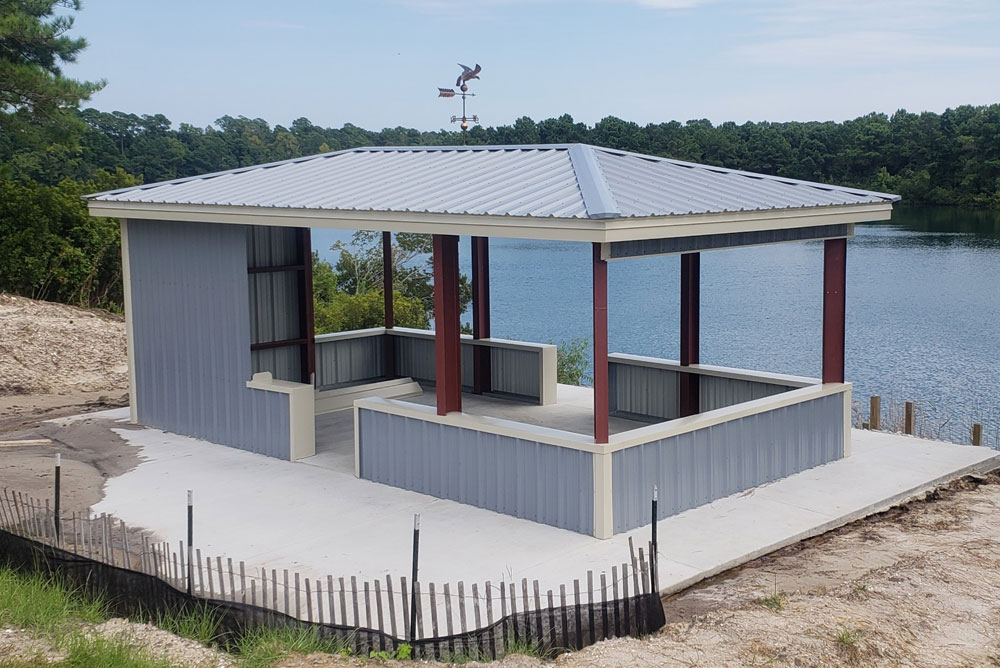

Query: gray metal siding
315;335;385;390
609;359;800;422
392;334;544;403
358;409;594;534
609;224;851;258
701;376;798;412
609;362;680;421
612;393;844;533
127;219;291;459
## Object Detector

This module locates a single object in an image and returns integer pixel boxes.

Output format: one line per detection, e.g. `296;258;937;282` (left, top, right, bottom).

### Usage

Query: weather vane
437;63;481;145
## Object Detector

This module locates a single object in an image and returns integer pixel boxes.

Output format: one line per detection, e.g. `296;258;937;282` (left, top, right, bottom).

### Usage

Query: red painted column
593;243;609;444
433;234;462;415
679;252;700;417
471;236;492;395
822;238;847;383
382;231;396;379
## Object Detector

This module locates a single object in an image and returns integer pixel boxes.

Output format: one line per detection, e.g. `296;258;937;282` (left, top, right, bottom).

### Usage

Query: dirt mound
0;293;127;396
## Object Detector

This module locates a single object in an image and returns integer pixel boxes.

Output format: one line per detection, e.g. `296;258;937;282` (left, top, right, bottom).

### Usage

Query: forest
2;1;999;316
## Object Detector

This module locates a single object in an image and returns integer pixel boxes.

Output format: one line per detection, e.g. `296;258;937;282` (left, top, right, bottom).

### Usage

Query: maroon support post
433;234;462;415
471;237;492;394
593;243;609;444
679;252;700;417
822;238;847;383
382;231;396;379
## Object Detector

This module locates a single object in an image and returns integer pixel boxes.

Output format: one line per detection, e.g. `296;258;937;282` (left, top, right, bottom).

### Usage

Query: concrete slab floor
78;409;999;598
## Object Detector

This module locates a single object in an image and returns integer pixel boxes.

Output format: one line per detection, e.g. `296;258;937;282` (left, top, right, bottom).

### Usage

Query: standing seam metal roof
86;144;900;220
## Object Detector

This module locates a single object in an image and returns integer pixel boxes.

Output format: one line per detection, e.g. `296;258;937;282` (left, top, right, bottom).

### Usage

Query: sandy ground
0;293;127;397
3;295;1000;666
268;473;1000;668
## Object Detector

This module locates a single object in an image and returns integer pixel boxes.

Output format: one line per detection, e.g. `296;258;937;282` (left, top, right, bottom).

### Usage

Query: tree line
2;1;999;317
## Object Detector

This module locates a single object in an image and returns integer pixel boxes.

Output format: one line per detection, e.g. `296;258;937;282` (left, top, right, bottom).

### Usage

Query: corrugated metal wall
127;219;291;459
700;376;800;412
609;362;680;421
609;359;803;422
392;334;544;403
611;392;844;533
247;227;304;382
358;408;594;534
315;335;385;390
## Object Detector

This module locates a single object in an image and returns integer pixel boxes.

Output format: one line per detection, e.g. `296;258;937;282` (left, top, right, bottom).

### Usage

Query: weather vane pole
438;63;481;145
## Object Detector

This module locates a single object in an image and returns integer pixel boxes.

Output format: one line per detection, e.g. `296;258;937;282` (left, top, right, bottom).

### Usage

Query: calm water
315;207;1000;445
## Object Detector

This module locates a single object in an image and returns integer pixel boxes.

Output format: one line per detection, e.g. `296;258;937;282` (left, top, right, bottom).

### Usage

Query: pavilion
85;144;899;538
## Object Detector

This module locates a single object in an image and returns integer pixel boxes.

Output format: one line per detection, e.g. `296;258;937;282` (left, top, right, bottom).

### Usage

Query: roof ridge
567;145;621;219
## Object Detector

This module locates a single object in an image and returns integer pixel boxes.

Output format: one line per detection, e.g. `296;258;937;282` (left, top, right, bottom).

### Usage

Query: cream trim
120;220;138;424
353;403;361;478
593;451;614;540
314;378;421;414
609;353;818;388
609;383;852;452
245;372;316;460
539;345;558;406
315;327;386;343
90;201;893;244
843;385;853;457
355;397;603;453
354;381;852;455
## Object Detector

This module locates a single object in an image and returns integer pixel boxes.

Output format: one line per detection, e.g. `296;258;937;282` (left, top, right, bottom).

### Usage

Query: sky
63;0;1000;132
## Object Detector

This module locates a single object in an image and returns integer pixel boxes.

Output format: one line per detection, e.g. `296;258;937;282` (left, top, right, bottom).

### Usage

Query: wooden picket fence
0;487;664;659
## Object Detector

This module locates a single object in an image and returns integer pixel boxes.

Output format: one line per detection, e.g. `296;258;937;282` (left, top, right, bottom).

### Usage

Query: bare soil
0;292;127;397
2;295;1000;666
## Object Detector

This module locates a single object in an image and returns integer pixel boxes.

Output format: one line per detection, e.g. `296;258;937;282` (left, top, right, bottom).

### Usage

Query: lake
314;206;1000;446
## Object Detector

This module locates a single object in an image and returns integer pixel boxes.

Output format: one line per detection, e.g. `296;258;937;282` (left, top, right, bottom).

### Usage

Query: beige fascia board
593;451;614;540
355;397;604;453
608;353;819;388
91;201;893;245
608;382;853;452
245;372;316;460
843;385;853;457
315;327;386;344
120;219;138;424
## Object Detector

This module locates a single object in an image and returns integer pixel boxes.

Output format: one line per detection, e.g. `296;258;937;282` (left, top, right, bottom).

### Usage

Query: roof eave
88;200;895;244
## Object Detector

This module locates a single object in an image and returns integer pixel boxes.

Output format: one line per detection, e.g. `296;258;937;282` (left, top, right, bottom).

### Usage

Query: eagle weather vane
437;63;482;145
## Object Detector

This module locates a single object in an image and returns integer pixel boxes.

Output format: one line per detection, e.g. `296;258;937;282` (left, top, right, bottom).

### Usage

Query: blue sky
64;0;1000;131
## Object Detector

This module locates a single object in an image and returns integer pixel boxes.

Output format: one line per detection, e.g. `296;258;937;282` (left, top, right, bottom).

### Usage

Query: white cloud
730;29;1000;66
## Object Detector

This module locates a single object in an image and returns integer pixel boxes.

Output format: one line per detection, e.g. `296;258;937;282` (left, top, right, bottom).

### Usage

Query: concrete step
314;378;422;414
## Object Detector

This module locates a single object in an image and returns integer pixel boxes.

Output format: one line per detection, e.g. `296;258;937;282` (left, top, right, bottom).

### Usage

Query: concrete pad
87;421;999;597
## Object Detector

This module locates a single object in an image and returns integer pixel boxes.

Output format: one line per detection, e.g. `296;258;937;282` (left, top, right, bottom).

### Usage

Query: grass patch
0;633;176;668
0;566;106;634
234;626;354;668
834;626;865;646
153;603;224;646
755;593;786;612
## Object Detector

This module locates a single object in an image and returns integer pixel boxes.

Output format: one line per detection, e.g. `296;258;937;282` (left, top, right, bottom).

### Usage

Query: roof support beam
433;234;462;415
593;243;609;444
382;231;396;379
679;252;700;417
822;238;847;384
472;236;492;394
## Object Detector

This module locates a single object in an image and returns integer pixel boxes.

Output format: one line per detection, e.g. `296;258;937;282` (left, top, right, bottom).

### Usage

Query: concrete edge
657;452;1000;597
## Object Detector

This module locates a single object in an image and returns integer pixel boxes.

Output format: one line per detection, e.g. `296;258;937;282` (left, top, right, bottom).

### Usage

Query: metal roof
86;144;899;221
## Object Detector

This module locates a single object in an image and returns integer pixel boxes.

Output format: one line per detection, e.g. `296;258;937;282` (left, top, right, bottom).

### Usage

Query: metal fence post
54;453;61;546
187;490;194;597
650;485;658;593
409;513;420;642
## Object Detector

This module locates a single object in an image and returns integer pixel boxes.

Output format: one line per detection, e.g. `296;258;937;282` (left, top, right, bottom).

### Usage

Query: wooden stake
386;575;398;640
305;577;312;622
973;423;984;446
905;401;915;435
870;395;881;431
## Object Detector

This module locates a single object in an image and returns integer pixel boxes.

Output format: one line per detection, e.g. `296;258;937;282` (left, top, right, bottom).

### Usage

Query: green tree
554;338;591;386
312;252;429;332
0;168;139;308
0;0;103;135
